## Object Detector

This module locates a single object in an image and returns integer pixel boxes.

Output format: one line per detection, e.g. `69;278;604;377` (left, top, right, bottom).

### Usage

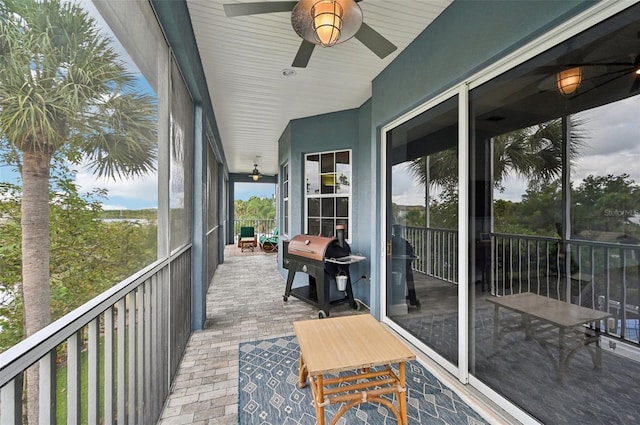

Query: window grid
282;163;289;236
305;150;351;241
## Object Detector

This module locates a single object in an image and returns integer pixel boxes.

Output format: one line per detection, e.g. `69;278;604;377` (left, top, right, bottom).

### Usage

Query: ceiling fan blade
223;1;297;17
532;63;633;75
354;22;397;59
292;40;315;68
570;69;631;100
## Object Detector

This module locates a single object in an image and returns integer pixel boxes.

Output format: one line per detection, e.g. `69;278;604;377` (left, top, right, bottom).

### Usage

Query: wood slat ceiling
186;0;452;176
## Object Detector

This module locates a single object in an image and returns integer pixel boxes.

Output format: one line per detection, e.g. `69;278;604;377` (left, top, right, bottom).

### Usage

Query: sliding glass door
384;96;460;367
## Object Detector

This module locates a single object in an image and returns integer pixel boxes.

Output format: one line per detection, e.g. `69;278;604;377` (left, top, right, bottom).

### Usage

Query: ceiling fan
542;55;640;98
222;0;397;68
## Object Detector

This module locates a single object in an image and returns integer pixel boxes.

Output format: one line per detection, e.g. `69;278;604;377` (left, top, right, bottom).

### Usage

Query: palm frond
406;118;587;190
0;0;157;179
81;92;157;180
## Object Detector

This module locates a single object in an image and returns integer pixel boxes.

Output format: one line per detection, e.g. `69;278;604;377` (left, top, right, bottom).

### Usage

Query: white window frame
282;162;290;237
304;149;352;242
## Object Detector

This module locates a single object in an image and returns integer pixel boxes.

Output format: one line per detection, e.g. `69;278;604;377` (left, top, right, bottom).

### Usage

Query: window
282;163;289;236
305;150;351;239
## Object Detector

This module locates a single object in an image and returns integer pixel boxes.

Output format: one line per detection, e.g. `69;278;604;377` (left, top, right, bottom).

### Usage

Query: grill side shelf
325;255;367;265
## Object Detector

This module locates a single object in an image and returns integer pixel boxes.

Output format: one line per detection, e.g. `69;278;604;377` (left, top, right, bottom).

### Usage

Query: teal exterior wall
371;0;595;121
278;107;375;302
289;108;360;244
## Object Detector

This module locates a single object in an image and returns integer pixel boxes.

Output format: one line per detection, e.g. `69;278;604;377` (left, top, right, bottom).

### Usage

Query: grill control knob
302;264;308;273
304;239;310;245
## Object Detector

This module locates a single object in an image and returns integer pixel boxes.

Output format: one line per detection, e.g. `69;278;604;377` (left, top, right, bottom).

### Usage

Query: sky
235;182;276;201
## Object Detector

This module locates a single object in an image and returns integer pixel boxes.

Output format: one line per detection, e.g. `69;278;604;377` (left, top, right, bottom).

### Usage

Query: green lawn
55;336;120;423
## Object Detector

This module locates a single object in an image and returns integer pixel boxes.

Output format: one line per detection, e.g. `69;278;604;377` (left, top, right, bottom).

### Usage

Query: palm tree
0;0;156;422
407;118;586;190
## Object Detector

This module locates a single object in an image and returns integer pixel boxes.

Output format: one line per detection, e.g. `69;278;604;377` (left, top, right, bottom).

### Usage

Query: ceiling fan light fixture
249;164;262;181
291;0;362;48
557;66;582;96
311;0;343;46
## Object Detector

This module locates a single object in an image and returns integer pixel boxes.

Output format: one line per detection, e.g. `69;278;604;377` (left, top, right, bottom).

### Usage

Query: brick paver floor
157;247;364;425
158;245;513;425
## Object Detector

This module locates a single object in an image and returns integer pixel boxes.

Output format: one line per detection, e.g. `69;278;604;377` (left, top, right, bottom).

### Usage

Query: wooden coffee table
487;292;612;382
293;314;415;425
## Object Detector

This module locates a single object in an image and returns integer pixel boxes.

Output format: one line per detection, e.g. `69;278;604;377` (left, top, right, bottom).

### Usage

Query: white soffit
186;0;452;175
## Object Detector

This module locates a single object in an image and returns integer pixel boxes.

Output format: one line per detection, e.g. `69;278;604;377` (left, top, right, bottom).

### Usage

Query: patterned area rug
238;336;487;425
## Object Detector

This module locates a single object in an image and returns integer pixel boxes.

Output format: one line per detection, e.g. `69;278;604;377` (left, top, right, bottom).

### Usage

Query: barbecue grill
283;231;365;318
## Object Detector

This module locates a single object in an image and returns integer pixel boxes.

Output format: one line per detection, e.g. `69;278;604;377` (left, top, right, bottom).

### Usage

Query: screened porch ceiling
185;2;640;180
184;0;453;177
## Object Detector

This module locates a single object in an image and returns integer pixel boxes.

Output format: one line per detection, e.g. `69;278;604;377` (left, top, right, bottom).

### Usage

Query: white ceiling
185;0;452;176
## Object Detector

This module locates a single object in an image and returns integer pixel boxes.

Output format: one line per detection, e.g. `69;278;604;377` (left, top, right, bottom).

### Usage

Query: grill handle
291;247;315;254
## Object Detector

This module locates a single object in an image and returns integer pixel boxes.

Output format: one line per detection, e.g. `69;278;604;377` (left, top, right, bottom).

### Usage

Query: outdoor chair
259;228;279;252
238;226;257;252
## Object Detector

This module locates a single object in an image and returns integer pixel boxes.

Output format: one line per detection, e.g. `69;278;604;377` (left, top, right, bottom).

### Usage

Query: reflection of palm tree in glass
0;1;156;422
407;118;586;190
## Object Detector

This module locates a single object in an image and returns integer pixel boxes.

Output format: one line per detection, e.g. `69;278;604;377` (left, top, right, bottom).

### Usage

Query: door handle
387;240;393;258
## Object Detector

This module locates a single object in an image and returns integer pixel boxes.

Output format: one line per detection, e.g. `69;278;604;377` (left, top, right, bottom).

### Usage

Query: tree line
235;195;276;220
0;164;157;353
395;173;640;241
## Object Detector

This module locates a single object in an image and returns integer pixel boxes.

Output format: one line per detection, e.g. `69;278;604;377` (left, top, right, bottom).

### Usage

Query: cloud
391;164;426;206
574;152;640;183
495;176;528;202
571;96;640;183
75;168;158;205
577;96;640;156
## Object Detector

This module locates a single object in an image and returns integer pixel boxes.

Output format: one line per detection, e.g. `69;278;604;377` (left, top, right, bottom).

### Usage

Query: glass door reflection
385;96;459;366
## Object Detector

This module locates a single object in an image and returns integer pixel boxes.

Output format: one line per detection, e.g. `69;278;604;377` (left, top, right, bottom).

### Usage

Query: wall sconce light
556;67;582;96
249;164;262;181
311;0;344;46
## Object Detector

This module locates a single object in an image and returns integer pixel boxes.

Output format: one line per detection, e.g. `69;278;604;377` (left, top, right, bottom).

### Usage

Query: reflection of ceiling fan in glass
536;54;640;97
222;0;397;68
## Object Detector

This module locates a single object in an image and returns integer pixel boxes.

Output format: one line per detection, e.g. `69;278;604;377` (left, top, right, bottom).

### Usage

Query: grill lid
287;235;337;261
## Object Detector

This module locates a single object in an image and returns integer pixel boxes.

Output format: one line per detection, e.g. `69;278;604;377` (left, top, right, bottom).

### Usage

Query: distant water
98;218;150;224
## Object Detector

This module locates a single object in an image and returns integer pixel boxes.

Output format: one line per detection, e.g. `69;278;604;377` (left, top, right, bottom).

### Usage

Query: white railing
397;225;640;345
0;247;192;424
398;226;458;284
233;219;276;238
492;233;640;343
